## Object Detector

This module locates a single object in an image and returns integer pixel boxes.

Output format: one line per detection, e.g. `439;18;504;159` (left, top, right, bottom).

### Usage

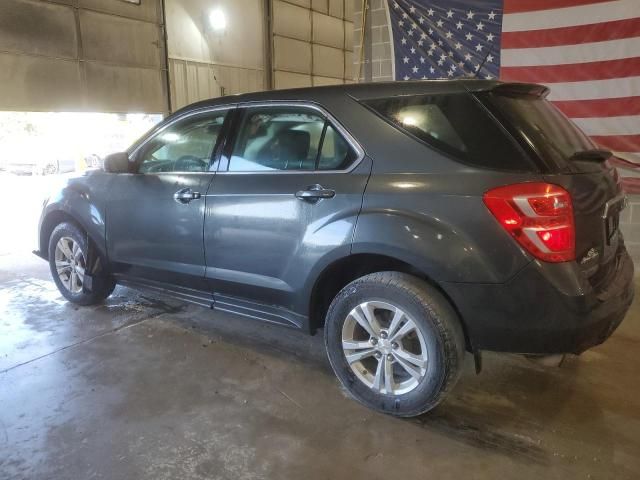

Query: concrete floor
1;176;640;480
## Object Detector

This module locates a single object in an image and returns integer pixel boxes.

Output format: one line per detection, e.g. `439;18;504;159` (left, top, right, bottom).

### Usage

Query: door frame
202;101;369;328
105;105;237;291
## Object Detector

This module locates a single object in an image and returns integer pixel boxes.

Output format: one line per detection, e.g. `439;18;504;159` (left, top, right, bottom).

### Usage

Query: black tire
324;271;465;417
48;222;115;306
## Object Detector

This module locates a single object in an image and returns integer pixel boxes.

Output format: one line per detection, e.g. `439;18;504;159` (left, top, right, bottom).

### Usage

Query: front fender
38;172;111;259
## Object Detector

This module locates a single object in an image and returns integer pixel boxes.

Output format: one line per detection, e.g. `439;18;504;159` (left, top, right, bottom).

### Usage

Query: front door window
137;111;227;173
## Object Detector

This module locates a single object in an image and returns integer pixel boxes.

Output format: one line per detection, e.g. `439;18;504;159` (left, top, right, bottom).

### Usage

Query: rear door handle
295;184;336;203
173;188;201;204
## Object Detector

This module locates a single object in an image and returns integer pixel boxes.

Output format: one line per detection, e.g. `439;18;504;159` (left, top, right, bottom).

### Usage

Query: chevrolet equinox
35;81;634;417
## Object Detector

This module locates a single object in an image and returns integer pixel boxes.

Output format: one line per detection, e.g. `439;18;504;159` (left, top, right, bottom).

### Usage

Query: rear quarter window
362;93;535;172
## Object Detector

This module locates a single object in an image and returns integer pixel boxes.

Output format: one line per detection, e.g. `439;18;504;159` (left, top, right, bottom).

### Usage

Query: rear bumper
444;245;634;354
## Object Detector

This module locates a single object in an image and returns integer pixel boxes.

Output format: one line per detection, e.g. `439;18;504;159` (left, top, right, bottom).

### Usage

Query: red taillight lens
483;183;575;263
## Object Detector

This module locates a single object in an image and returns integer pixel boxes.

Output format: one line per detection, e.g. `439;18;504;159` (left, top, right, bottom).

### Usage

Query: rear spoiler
491;83;550;98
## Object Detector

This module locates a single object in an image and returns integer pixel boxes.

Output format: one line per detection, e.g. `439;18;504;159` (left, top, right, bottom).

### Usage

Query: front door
204;104;370;325
106;108;230;290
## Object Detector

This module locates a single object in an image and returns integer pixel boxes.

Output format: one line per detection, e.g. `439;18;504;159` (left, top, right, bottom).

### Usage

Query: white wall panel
272;0;354;89
313;12;344;49
166;0;265;110
273;1;311;41
312;44;344;78
274;70;312;89
274;36;312;74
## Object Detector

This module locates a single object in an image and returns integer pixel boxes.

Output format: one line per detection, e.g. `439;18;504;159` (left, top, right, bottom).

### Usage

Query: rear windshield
480;92;596;172
362;93;534;172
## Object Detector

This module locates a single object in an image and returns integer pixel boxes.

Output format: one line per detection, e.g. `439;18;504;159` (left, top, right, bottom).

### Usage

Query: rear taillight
483;183;575;263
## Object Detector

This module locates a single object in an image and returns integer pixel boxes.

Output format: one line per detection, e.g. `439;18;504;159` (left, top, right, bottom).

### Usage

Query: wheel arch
307;252;472;351
39;208;106;263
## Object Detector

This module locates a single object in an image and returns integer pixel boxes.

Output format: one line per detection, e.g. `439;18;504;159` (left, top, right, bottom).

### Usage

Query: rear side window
229;108;324;171
363;93;533;172
318;124;356;170
228;106;357;172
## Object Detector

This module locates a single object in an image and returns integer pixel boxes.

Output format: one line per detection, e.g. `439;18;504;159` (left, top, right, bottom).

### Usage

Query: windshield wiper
569;149;612;162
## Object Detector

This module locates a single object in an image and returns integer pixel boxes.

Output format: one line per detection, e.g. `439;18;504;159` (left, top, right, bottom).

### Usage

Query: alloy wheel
342;301;429;395
54;236;86;294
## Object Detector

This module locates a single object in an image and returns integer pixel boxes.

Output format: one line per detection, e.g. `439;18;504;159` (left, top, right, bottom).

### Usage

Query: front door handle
295;184;335;203
173;188;201;204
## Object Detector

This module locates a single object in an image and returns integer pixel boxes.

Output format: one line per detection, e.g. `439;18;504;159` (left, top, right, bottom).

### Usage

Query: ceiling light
209;9;226;31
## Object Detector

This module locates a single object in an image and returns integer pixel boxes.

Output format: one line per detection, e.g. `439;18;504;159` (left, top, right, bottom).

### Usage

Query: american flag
388;0;640;189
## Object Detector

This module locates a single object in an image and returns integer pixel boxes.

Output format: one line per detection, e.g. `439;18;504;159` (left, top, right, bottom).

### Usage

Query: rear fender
352;201;530;283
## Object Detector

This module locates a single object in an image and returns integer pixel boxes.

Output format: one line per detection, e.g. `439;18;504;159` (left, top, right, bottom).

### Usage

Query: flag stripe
591;134;640;152
501;18;640;49
545;77;640;101
500;57;640;83
503;0;614;14
498;0;640;174
502;0;637;32
501;37;640;67
613;152;640;163
572;115;640;135
620;177;640;194
553;97;640;118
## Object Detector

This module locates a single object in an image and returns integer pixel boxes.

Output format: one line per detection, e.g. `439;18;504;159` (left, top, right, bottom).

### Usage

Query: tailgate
476;84;628;287
545;162;625;287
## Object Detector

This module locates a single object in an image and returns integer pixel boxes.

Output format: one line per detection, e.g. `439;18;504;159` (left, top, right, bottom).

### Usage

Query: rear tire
48;222;115;305
324;272;465;417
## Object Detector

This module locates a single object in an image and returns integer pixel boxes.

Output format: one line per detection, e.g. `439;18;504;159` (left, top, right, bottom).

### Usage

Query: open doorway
0;111;162;262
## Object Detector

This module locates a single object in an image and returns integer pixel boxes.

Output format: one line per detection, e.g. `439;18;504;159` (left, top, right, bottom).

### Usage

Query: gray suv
35;80;634;417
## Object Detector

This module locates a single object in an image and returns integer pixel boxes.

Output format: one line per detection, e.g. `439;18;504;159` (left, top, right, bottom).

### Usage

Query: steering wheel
174;155;207;172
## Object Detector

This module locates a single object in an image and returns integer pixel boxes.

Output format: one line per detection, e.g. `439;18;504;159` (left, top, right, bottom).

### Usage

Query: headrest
277;129;310;160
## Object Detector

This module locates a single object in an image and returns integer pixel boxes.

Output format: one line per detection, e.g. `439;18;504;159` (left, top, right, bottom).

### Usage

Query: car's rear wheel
48;222;115;305
324;271;465;417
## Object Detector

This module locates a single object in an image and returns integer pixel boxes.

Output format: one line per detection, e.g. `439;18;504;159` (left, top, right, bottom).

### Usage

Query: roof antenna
473;47;493;79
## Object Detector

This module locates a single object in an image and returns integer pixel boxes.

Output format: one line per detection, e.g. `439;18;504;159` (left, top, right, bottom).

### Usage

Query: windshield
481;92;596;172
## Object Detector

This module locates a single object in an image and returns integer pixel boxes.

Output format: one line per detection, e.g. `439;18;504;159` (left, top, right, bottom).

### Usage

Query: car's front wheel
324;272;465;417
48;222;115;305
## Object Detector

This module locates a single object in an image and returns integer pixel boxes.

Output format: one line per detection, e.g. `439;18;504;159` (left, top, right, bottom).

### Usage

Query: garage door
0;0;168;114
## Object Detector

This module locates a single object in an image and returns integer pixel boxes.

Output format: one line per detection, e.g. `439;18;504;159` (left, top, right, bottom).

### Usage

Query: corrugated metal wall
165;0;266;110
271;0;355;89
0;0;169;114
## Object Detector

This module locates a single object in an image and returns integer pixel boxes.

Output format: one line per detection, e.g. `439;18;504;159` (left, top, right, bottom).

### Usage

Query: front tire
48;222;115;305
324;272;465;417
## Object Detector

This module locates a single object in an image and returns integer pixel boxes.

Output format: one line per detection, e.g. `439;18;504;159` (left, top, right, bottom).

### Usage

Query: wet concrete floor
1;253;639;479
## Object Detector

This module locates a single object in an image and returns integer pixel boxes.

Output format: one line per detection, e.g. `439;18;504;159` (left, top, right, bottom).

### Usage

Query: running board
213;293;304;329
114;276;305;329
116;277;213;308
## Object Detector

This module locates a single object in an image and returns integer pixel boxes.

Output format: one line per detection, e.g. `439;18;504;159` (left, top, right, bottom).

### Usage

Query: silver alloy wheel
342;301;429;395
54;236;86;294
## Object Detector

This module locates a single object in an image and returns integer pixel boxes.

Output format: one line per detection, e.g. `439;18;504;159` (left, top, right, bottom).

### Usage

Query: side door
106;107;232;291
204;103;371;326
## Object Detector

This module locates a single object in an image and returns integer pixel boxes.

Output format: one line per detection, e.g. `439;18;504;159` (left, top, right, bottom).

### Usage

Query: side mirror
103;152;131;173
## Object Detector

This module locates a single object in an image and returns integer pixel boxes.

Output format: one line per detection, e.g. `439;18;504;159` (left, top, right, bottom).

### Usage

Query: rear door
479;89;624;284
203;103;370;326
106;108;231;290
